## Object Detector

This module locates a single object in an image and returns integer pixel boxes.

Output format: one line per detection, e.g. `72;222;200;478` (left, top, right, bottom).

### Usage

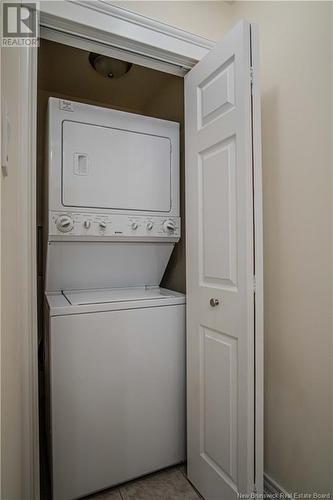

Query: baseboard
264;473;291;497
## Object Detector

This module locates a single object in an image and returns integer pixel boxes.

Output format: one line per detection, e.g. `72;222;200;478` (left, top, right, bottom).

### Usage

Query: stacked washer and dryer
44;98;186;500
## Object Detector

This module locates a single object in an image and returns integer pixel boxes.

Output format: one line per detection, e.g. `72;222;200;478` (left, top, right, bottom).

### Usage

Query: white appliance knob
56;215;74;233
131;222;138;230
147;222;153;231
99;221;107;230
163;220;175;232
83;220;91;229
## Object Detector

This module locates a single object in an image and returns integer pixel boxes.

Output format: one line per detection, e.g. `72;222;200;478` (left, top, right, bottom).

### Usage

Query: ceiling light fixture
89;53;132;79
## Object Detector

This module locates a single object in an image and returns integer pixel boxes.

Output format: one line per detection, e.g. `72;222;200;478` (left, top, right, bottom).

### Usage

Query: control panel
49;212;181;239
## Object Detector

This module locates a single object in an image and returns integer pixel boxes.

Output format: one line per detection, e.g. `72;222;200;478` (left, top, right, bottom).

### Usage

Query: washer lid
45;241;175;292
62;286;182;306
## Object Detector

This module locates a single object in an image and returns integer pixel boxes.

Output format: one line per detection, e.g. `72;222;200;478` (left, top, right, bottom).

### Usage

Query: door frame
20;2;263;497
39;0;215;76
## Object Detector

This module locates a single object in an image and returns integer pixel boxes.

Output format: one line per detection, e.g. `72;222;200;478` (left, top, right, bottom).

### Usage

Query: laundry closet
37;19;263;500
37;38;186;500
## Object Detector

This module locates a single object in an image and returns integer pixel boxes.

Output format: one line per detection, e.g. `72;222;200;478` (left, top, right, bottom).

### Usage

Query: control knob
56;215;74;233
163;220;175;233
131;222;138;230
147;222;153;231
83;220;91;229
99;221;107;230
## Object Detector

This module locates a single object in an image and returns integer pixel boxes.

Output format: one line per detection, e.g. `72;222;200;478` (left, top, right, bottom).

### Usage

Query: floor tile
178;463;187;475
86;488;122;500
120;468;200;500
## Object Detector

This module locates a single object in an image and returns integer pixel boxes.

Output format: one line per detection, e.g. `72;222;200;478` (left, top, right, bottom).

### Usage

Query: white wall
115;0;333;494
1;48;24;500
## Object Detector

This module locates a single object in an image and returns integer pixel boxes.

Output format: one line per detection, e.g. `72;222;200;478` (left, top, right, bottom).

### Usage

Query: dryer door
62;120;171;212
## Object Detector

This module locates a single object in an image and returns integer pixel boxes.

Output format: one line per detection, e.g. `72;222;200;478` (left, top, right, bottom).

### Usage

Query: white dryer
44;99;185;500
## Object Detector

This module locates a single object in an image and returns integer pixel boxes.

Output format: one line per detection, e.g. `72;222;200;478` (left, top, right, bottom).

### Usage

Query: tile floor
85;466;201;500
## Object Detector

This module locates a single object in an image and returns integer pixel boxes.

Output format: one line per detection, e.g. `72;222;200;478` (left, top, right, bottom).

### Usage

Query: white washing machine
44;99;185;500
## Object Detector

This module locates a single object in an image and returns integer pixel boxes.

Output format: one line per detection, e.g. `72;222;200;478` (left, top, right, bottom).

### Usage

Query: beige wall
238;2;332;493
1;48;24;500
115;0;333;494
232;2;332;493
113;1;233;41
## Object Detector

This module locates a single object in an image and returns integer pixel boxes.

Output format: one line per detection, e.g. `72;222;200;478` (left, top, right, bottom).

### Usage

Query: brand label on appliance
59;100;74;112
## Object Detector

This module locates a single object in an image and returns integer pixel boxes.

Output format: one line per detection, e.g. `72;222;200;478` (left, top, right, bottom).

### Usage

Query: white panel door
185;20;262;499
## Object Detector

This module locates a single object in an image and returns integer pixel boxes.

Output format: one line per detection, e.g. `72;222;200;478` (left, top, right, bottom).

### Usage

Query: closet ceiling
38;38;183;113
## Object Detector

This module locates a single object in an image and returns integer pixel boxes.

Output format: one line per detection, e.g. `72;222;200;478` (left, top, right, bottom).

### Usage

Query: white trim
39;1;215;74
264;473;291;498
250;24;264;496
0;44;2;500
77;1;215;50
19;47;40;500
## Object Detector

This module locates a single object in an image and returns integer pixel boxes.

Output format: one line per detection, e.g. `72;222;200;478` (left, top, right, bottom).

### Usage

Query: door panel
198;56;235;128
201;327;238;486
186;20;261;499
200;136;237;288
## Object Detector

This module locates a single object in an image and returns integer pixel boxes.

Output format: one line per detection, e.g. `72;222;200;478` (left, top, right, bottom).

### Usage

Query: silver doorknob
210;298;219;307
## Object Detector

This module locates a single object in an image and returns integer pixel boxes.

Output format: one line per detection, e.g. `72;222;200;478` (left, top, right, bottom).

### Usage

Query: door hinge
253;275;256;292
